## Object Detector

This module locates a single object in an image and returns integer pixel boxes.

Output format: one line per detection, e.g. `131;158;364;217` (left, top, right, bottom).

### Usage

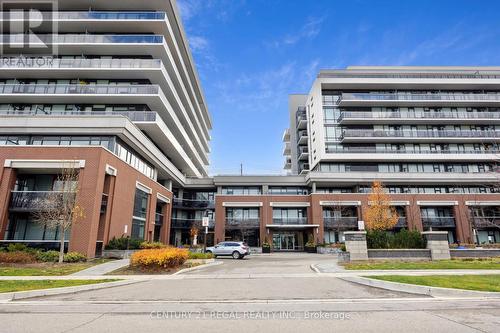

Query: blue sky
177;0;500;175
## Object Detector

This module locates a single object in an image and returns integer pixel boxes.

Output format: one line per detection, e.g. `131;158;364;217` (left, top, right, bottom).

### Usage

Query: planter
305;246;317;253
101;249;138;259
262;246;271;254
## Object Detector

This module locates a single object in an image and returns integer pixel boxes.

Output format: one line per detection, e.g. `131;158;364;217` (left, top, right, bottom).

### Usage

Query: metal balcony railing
0;110;159;122
9;191;71;211
0;58;162;69
0;34;164;44
172;197;215;209
340;93;500;103
298;146;309;154
100;194;108;214
471;216;500;228
323;216;358;229
338;111;500;121
225;218;260;229
54;11;166;20
171;218;215;229
0;84;160;95
422;217;456;228
271;217;308;225
325;147;500;154
340;129;500;139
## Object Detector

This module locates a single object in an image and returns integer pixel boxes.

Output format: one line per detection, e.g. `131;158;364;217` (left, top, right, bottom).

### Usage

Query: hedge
130;247;189;269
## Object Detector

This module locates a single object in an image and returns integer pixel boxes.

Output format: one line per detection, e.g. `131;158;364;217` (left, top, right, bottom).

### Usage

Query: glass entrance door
272;232;296;251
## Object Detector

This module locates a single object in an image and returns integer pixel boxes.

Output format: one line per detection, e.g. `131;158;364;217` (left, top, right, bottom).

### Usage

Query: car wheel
232;251;241;259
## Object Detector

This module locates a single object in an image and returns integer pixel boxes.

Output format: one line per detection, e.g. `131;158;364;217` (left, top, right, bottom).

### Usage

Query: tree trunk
59;225;65;263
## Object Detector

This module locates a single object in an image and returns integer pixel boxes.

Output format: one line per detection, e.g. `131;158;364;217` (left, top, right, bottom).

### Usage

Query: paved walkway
70;259;130;276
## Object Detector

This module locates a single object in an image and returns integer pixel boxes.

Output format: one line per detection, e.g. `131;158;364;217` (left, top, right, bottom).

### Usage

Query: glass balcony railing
338;111;500;121
395;217;407;228
0;84;160;95
10;190;72;211
172;197;215;209
0;58;162;69
422;217;456;228
340;129;500;139
54;11;166;20
0;110;159;122
271;217;308;225
340;93;500;103
325;148;500;154
323;217;358;229
155;213;164;226
225;218;260;229
1;34;164;44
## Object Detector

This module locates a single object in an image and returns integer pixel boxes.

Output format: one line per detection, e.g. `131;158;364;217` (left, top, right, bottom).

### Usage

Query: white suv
206;241;250;259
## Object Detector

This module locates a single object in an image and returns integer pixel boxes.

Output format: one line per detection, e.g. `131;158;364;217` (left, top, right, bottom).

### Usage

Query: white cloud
270;16;326;48
188;35;209;52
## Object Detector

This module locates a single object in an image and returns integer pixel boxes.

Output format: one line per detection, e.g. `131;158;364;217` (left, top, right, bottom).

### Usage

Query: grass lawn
368;275;500;292
343;257;500;270
0;259;111;276
0;279;120;293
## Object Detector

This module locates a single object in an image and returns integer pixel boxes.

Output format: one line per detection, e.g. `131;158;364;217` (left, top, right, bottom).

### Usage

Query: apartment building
0;0;212;256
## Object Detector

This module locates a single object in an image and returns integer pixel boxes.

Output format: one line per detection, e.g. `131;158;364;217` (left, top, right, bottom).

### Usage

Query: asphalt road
1;253;499;333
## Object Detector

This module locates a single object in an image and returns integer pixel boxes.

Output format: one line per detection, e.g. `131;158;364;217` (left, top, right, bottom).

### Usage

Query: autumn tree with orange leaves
365;181;399;231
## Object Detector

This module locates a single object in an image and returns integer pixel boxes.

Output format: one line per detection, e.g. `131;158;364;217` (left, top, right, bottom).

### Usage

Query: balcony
55;11;166;20
297;131;309;145
9;191;69;212
422;217;456;228
2;34;164;45
299;163;310;175
283;142;291;156
471;216;500;228
338;111;500;125
0;83;159;95
340;129;500;143
225;218;260;229
282;128;290;142
0;58;162;70
395;217;407;228
339;92;500;107
325;147;500;155
298;146;309;161
271;217;308;225
284;157;292;170
323;217;358;230
100;194;108;214
171;218;215;229
296;111;307;130
172;197;215;210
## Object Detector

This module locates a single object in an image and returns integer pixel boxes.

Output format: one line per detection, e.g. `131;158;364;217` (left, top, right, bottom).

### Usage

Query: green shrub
131;248;189;269
105;236;142;250
140;241;166;249
339;243;346;252
188;252;214;259
0;251;36;263
6;243;29;253
367;229;426;249
64;252;87;263
36;250;60;262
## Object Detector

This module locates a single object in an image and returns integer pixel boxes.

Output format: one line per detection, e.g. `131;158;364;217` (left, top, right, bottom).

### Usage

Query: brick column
214;197;225;244
454;202;471;244
407;199;423;232
102;175;116;245
0;167;17;239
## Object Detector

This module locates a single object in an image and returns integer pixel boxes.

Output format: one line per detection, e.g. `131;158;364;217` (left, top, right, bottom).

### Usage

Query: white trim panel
417;201;458;206
4;159;85;169
136;181;152;194
156;193;170;204
270;202;310;207
320;201;361;206
222;202;263;207
368;200;410;206
465;201;500;206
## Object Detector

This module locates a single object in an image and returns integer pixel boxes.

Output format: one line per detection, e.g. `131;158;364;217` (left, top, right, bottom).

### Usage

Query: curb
0;279;139;302
173;260;223;275
340;276;500;298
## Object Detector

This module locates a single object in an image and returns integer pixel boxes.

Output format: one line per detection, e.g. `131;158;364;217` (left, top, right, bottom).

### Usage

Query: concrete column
262;185;269;195
422;231;451;260
311;182;317;193
344;231;368;261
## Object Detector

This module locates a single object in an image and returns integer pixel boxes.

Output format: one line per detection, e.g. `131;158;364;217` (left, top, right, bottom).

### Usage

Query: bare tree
32;166;84;263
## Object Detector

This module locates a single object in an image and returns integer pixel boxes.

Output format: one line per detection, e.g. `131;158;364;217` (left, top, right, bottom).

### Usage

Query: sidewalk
70;259;130;276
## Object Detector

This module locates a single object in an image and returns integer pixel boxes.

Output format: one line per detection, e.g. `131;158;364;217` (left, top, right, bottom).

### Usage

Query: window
131;188;149;239
221;187;262;195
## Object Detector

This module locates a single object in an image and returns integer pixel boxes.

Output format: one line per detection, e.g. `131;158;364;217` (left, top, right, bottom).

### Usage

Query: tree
32;166;84;263
365;181;399;231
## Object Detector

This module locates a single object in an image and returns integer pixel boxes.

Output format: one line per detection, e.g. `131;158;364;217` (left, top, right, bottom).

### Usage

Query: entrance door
272;233;296;251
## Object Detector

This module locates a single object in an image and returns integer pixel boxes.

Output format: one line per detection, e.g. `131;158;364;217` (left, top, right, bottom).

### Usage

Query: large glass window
221;187;262;195
131;189;149;240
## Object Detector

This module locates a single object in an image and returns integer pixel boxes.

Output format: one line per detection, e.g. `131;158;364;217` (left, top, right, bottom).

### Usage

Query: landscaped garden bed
368;274;500;292
342;257;500;270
